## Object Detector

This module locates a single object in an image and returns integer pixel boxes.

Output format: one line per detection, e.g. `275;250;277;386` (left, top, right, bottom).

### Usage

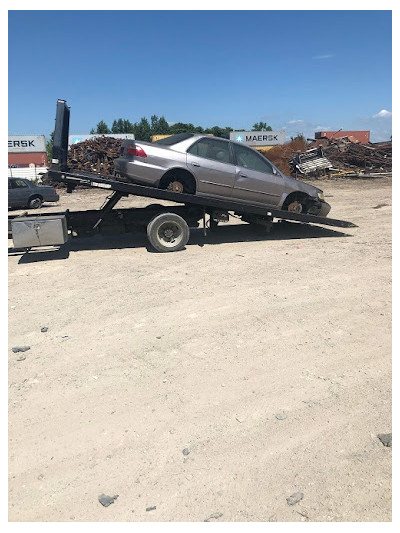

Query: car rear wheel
146;212;190;252
160;172;196;194
28;196;43;209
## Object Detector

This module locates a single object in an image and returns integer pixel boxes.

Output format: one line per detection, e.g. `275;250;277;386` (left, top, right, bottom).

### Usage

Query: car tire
28;196;43;209
147;213;190;252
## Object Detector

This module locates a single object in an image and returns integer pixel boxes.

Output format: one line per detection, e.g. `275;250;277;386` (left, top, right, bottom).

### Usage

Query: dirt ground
8;178;392;522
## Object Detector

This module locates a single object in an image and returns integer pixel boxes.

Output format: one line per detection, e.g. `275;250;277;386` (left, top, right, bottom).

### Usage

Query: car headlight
317;192;325;202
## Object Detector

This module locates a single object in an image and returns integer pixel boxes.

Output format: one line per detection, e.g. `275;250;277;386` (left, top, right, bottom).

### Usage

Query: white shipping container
230;131;285;146
8;135;47;153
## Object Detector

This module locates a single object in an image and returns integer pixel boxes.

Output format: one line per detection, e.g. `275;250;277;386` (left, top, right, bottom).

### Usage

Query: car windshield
154;133;195;145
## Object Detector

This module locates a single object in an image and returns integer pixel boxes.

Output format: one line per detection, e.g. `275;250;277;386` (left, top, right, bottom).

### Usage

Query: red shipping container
8;152;48;168
315;131;370;144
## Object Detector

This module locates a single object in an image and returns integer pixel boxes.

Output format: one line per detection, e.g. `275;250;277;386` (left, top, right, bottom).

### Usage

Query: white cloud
372;109;392;119
312;53;335;60
287;119;305;124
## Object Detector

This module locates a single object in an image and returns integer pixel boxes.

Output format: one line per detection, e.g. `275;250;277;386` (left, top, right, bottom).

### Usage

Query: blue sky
8;9;392;142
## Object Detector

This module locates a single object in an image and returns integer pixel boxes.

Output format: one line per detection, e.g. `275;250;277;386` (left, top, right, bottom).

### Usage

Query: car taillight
126;145;147;158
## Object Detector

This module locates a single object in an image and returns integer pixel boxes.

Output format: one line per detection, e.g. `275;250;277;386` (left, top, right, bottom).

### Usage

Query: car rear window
154;133;195;145
10;179;29;188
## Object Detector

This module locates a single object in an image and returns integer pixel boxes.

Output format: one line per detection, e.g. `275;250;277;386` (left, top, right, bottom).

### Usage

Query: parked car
8;178;59;209
114;134;331;216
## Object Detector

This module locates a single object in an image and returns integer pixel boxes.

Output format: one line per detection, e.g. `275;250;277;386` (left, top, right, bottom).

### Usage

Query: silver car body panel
114;135;330;215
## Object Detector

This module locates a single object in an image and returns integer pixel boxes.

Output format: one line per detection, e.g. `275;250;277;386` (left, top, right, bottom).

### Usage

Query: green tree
169;122;197;134
111;119;123;133
90;115;237;139
150;115;170;135
252;122;272;131
133;117;152;141
204;126;233;138
95;120;111;134
112;118;135;134
46;131;54;164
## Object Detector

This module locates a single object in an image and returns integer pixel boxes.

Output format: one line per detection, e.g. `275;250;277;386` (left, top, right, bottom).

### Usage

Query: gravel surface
8;178;392;522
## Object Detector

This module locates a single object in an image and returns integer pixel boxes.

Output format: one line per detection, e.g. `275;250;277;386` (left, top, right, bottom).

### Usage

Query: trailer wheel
147;213;190;252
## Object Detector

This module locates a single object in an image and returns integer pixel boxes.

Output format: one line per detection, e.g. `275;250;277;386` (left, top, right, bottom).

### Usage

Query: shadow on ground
8;221;353;263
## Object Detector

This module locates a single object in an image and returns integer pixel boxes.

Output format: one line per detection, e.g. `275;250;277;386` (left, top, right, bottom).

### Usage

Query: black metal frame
46;168;356;229
52;99;70;172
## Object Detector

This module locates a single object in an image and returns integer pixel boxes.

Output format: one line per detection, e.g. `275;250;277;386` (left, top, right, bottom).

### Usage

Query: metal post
203;207;207;237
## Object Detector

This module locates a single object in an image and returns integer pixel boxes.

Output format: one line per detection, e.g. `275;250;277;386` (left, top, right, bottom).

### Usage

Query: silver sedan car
114;134;331;216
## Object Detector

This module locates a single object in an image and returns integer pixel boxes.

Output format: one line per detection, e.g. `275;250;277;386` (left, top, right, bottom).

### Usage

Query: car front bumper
308;201;331;217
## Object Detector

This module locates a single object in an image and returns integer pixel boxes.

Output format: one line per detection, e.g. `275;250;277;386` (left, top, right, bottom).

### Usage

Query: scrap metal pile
67;137;123;175
290;138;392;178
322;140;392;175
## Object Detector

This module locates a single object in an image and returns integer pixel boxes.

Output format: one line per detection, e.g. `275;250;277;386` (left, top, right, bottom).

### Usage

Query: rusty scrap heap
290;137;392;178
67;137;123;175
322;140;392;174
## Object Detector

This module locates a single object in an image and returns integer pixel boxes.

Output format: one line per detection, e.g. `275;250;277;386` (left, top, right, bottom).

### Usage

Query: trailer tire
147;212;190;252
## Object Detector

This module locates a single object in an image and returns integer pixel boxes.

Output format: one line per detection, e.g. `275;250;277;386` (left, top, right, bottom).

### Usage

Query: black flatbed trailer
8;99;357;253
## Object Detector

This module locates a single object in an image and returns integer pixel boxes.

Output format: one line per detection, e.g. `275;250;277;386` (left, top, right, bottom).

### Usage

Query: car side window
11;179;29;189
233;144;274;174
188;138;232;164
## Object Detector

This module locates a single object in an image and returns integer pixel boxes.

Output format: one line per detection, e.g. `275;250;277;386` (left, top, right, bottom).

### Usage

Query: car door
186;138;235;198
9;178;30;208
232;143;283;207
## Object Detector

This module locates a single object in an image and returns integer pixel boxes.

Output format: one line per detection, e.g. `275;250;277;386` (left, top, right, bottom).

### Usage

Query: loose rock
41;327;48;333
275;413;287;420
12;346;30;353
286;492;304;506
204;512;223;522
98;494;118;507
146;506;156;512
182;448;190;456
378;433;392;447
